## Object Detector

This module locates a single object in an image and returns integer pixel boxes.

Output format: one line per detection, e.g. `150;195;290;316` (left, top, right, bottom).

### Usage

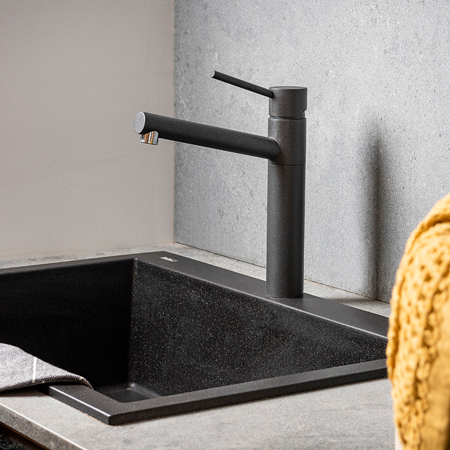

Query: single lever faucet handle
212;71;274;98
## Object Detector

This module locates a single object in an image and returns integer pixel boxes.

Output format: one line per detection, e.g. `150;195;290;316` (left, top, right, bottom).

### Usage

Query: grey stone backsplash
174;0;450;302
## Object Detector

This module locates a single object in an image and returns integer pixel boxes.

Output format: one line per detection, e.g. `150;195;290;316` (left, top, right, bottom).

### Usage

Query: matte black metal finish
267;165;305;298
134;112;280;160
0;252;388;425
266;86;307;298
268;117;306;166
135;72;308;298
212;71;274;98
269;86;307;119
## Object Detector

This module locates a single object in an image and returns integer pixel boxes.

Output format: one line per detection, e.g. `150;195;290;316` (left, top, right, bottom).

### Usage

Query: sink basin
0;252;388;425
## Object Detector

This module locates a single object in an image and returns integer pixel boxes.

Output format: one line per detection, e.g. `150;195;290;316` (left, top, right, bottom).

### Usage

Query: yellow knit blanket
387;193;450;450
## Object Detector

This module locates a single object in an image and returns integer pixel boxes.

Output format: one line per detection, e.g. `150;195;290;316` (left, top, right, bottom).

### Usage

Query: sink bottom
0;252;388;425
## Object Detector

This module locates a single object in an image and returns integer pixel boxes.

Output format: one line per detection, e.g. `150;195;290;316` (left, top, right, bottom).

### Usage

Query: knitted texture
387;193;450;450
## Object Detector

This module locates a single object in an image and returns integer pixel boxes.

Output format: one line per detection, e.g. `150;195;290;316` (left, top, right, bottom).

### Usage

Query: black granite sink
0;252;388;425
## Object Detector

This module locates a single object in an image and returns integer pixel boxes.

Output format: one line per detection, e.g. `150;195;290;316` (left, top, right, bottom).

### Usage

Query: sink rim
45;358;386;425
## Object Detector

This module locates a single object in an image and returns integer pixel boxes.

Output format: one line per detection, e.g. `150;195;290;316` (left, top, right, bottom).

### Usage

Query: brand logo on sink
160;257;178;263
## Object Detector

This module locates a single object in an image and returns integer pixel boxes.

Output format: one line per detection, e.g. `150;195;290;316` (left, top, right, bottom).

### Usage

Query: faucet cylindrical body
266;87;307;298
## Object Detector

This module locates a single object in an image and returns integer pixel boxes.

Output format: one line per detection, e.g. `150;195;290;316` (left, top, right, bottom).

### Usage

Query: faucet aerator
140;131;159;145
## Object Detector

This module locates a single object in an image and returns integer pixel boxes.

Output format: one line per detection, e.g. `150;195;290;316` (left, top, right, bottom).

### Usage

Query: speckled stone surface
0;244;393;449
174;0;450;302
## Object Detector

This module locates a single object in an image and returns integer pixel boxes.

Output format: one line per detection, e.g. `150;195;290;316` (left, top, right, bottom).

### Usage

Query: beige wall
0;1;174;262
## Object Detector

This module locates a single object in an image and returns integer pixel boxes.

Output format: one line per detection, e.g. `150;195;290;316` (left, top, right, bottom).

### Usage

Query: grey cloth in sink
0;344;92;392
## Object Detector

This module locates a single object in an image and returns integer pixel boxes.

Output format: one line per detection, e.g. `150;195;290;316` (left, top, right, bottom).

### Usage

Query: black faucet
134;71;307;299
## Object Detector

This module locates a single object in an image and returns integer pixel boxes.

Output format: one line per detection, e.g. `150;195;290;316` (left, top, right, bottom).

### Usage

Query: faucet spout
134;112;280;160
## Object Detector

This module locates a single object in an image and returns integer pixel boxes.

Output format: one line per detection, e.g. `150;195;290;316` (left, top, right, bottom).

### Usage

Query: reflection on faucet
140;131;159;145
134;71;307;299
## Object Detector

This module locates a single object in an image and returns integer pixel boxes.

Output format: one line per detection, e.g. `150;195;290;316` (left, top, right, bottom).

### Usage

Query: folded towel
387;193;450;450
0;343;91;392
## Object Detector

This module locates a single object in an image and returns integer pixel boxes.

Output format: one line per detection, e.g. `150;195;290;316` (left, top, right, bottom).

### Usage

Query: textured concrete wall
0;1;174;262
174;0;450;302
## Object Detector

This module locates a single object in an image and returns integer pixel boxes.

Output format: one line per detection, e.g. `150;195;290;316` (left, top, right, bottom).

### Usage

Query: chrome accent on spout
140;131;159;145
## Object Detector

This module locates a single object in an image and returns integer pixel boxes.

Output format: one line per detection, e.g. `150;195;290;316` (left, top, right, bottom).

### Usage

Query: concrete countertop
0;244;394;450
